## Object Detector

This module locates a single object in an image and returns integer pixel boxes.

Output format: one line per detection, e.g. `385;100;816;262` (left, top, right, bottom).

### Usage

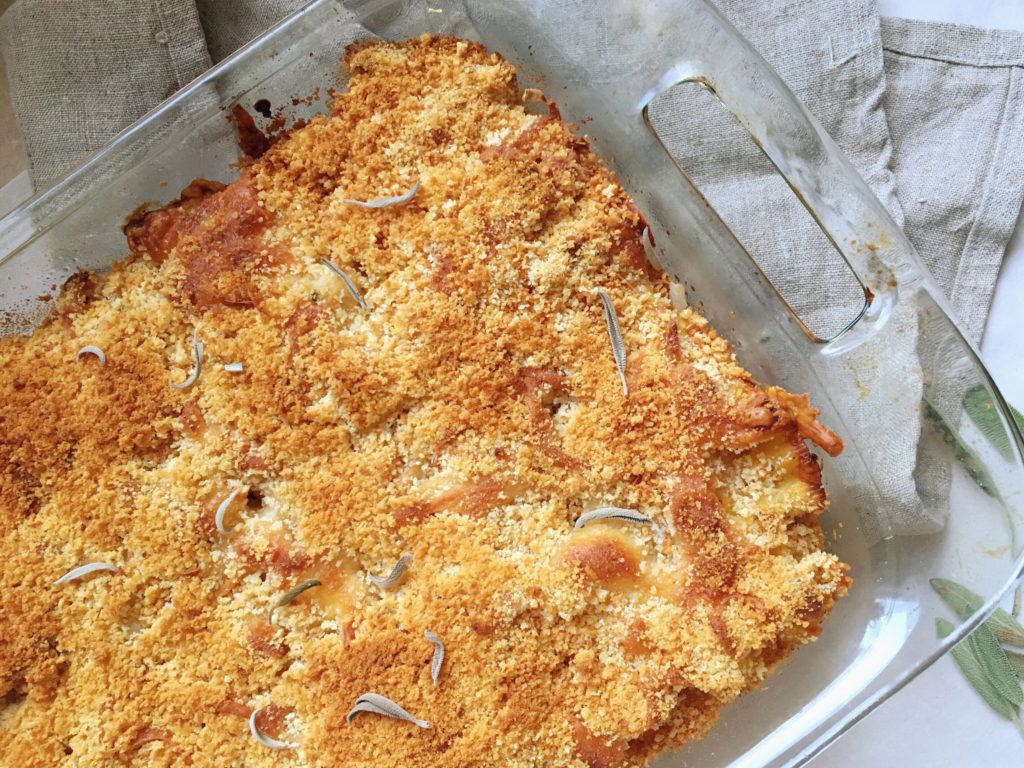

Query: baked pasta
0;35;849;768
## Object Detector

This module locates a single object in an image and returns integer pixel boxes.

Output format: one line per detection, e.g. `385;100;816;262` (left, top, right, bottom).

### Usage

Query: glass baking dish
1;0;1023;765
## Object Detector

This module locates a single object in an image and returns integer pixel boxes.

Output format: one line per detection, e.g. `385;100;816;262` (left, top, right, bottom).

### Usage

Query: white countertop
0;2;1021;763
816;1;1024;766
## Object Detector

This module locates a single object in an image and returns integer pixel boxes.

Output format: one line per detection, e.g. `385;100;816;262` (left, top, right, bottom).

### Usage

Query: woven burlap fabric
2;0;1024;534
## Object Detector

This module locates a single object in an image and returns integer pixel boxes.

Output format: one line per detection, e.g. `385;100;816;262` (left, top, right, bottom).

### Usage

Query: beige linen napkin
881;17;1024;345
2;0;1024;534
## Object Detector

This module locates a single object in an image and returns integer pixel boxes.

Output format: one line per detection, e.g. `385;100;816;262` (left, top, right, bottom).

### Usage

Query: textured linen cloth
881;17;1024;344
3;0;1024;534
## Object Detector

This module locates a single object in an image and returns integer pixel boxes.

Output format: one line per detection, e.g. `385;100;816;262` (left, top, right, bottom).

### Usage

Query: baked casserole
0;35;849;767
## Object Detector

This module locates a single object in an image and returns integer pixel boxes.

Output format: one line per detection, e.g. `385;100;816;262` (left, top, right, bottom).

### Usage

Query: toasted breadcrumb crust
0;36;849;768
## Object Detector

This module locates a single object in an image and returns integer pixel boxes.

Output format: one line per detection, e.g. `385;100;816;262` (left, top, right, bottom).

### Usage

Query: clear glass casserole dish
1;1;1023;765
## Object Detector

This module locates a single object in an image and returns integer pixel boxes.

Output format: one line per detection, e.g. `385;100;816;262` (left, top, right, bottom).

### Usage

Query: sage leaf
985;610;1024;648
369;555;411;591
170;336;204;390
269;579;322;623
963;385;1024;460
320;258;368;309
970;622;1024;705
424;630;444;686
923;400;999;497
76;345;107;366
214;486;246;535
1006;649;1024;679
931;578;1024;646
54;561;118;585
346;692;430;729
574;507;654;530
937;618;1021;720
340;179;420;209
597;289;628;396
249;707;299;749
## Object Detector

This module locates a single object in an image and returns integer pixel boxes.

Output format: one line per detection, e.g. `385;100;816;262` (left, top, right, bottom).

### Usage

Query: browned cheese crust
0;35;849;768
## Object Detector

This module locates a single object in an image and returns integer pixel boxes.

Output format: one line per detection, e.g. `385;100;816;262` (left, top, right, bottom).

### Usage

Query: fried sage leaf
424;630;444;686
54;562;118;585
320;258;367;309
170;337;204;390
214;486;246;535
931;578;1024;646
340;179;420;209
597;289;628;396
369;555;411;591
346;693;429;729
248;707;299;749
640;226;662;272
76;345;107;365
270;579;322;623
574;507;654;530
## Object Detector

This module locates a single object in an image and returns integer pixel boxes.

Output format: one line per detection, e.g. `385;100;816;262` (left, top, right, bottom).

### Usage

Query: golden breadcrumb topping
0;35;849;768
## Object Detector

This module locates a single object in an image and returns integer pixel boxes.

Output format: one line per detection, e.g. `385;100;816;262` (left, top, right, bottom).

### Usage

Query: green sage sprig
932;578;1024;644
927;394;1024;727
932;578;1024;734
936;390;1024;615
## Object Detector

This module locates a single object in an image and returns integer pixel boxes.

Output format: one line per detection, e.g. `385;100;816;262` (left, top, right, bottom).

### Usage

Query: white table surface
815;1;1024;766
0;2;1022;764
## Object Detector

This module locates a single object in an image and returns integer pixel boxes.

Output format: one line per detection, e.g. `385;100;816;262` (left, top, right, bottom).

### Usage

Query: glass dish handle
632;8;910;355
